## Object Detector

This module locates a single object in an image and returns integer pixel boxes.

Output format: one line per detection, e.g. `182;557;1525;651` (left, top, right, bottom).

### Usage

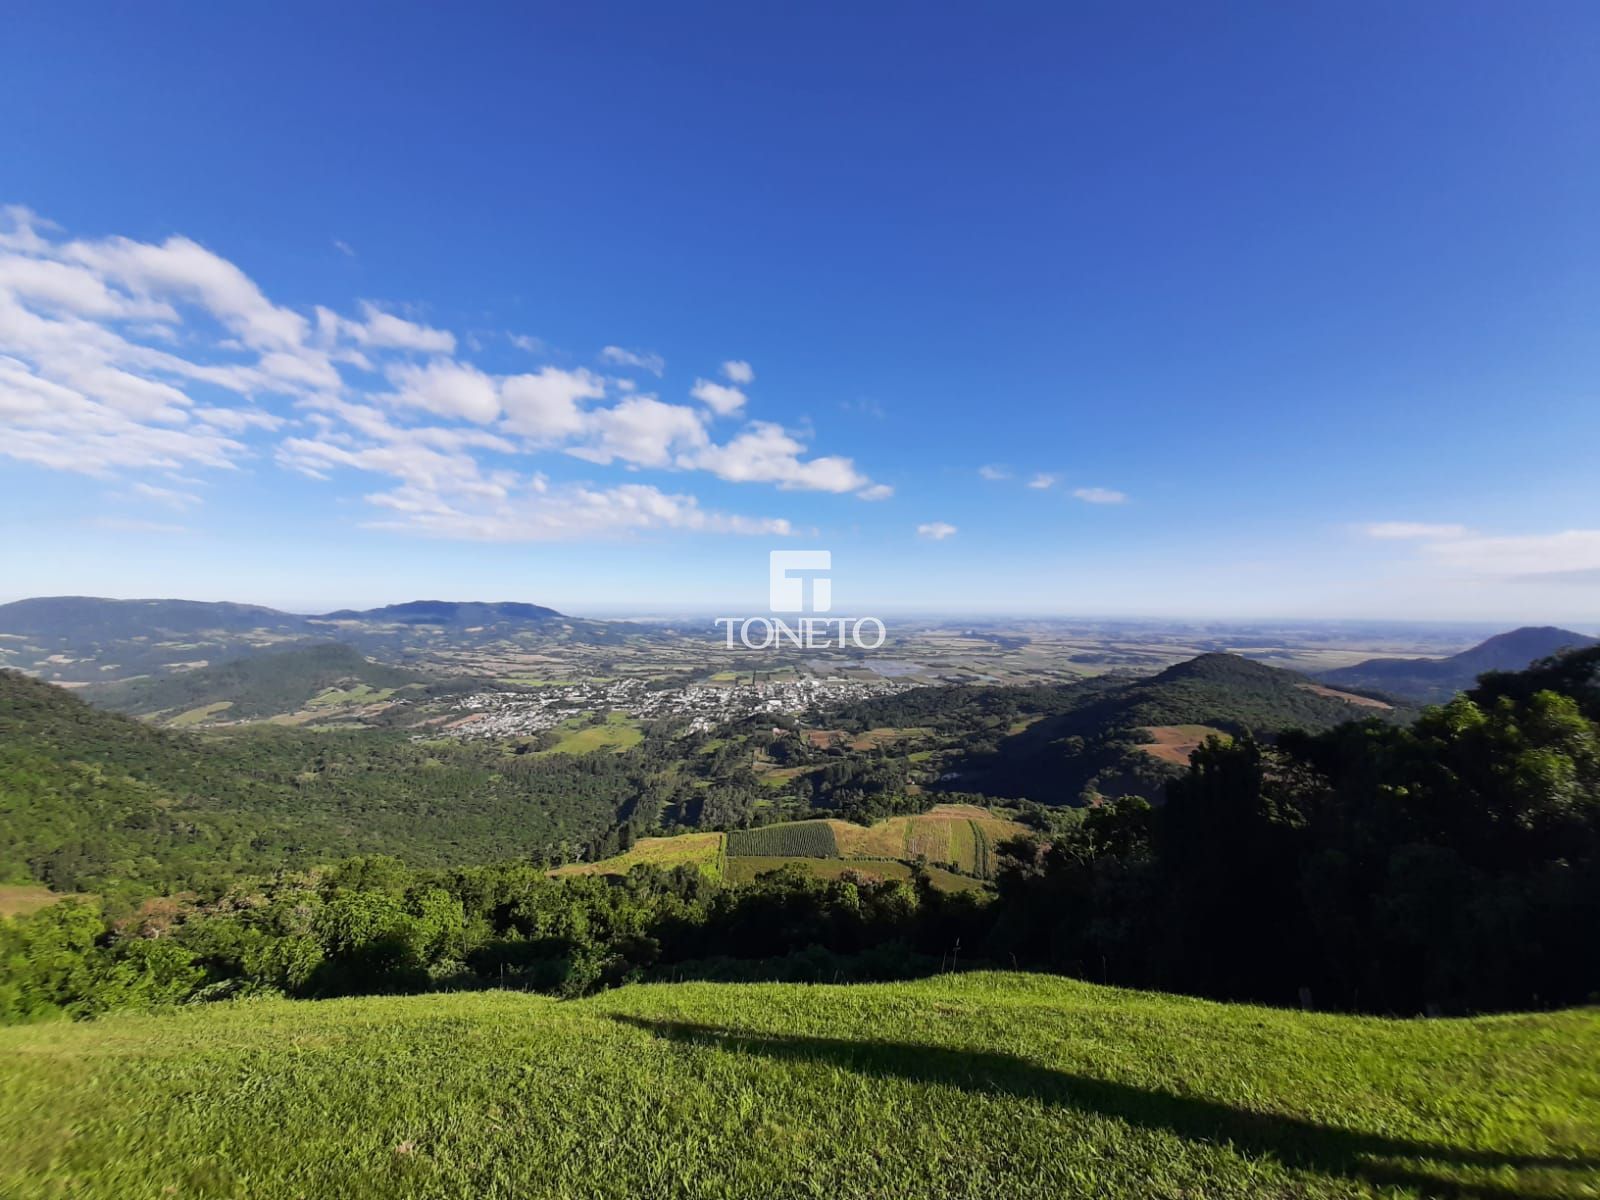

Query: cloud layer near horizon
0;206;889;540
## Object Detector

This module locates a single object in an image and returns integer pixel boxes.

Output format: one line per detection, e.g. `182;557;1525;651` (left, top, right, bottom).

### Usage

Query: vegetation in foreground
5;645;1600;1021
2;971;1596;1200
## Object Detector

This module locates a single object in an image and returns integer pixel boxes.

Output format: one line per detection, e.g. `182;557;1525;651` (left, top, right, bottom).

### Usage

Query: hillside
88;642;430;723
0;671;635;894
0;595;606;683
559;806;1028;892
316;599;564;625
0;595;308;639
1318;625;1598;703
845;653;1407;805
3;972;1595;1199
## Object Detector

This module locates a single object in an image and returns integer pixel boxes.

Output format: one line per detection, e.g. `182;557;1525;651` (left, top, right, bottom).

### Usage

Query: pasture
2;972;1595;1199
540;712;645;755
552;833;725;880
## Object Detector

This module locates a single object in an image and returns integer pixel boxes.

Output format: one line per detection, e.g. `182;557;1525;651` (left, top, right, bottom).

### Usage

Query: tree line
4;646;1597;1019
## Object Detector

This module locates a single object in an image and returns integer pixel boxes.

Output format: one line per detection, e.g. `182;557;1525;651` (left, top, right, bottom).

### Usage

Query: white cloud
1362;521;1473;540
691;377;747;416
917;521;958;540
568;395;708;467
690;422;868;492
333;239;355;258
501;366;606;441
978;464;1012;481
128;481;202;509
509;333;545;354
363;479;791;542
1417;530;1600;577
346;302;455;354
599;345;665;375
66;232;310;351
0;208;885;541
384;359;500;424
1027;472;1058;490
1073;487;1127;504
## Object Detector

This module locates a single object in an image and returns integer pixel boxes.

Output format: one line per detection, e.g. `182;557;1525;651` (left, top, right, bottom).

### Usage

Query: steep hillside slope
1318;626;1598;703
854;653;1406;805
89;642;430;722
0;672;634;894
3;973;1594;1200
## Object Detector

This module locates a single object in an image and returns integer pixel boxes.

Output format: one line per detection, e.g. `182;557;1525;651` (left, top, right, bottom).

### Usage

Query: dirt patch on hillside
1138;725;1224;766
1299;684;1392;709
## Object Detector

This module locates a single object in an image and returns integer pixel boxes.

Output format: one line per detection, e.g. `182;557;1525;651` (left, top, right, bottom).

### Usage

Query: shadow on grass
613;1017;1596;1200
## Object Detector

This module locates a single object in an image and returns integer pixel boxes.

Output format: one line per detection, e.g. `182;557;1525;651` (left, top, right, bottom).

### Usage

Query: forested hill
87;642;431;723
1317;625;1598;703
1071;652;1400;733
836;653;1405;806
0;595;306;640
0;671;638;897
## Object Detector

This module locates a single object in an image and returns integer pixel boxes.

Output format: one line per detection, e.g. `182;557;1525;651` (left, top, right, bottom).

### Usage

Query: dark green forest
0;671;645;897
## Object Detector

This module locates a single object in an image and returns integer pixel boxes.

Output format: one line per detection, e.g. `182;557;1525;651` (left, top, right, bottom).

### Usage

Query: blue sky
2;2;1597;620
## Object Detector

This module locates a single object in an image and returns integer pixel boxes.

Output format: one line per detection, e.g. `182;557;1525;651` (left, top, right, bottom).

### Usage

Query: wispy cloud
1362;521;1473;540
917;521;957;540
599;345;665;375
978;464;1012;481
128;481;202;509
1027;472;1058;490
721;359;754;385
1073;487;1127;504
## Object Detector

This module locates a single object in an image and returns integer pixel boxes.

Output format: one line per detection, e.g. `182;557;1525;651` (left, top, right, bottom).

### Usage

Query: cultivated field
726;821;839;858
2;972;1594;1199
552;833;725;879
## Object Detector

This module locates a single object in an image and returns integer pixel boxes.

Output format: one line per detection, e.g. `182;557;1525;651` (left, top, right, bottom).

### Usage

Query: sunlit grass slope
2;972;1596;1199
550;831;725;879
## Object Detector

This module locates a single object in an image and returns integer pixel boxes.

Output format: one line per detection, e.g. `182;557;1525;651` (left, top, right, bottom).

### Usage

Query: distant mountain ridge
0;596;307;639
1316;626;1597;704
0;595;567;634
0;596;584;683
317;600;564;626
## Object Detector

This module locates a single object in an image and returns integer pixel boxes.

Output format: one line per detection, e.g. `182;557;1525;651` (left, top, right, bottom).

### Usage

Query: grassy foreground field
2;973;1596;1200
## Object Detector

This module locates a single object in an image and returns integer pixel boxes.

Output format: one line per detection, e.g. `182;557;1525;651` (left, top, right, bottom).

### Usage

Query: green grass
538;712;644;755
2;973;1595;1199
0;884;78;917
305;684;398;708
167;700;234;726
554;833;726;880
